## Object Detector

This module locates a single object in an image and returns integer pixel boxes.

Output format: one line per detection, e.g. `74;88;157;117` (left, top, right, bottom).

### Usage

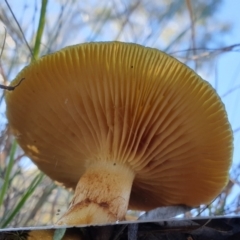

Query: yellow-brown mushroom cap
6;42;233;211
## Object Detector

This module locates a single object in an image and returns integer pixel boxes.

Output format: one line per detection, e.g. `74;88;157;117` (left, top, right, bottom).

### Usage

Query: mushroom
6;42;233;225
27;229;82;240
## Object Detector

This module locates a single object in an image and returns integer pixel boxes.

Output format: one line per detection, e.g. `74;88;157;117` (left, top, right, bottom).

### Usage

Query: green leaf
53;228;67;240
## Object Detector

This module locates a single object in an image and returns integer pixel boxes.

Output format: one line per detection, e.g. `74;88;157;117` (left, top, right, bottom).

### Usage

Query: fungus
27;229;82;240
6;42;233;225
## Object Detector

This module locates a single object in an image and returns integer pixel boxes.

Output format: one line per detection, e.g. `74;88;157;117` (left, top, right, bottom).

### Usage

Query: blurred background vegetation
0;0;239;228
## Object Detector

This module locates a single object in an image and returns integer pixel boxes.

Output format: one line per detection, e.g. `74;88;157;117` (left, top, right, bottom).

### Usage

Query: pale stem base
56;162;135;225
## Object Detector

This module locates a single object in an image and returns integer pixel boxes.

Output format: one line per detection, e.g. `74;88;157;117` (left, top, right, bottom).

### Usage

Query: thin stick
0;78;25;91
0;27;7;59
5;0;34;58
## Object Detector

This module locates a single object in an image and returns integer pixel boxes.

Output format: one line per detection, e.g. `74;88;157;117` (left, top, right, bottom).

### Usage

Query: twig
0;26;7;60
4;0;33;58
0;77;25;91
185;0;197;69
169;43;240;55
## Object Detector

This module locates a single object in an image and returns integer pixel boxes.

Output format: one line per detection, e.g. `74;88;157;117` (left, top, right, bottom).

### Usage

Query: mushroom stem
56;162;135;225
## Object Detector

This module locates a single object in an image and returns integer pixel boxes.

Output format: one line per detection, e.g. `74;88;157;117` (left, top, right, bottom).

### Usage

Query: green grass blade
53;228;67;240
0;140;17;208
21;184;56;226
0;0;48;227
32;0;48;60
0;172;44;228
